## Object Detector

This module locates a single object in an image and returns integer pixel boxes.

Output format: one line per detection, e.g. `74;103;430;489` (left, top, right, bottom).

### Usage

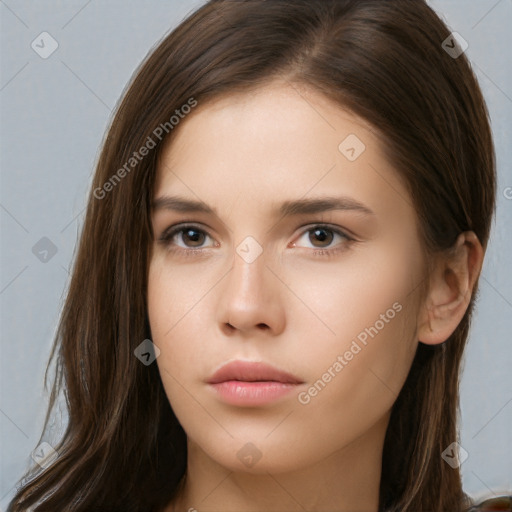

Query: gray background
1;0;511;507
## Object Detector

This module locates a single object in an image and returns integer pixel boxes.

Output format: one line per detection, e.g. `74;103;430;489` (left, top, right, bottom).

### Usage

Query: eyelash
157;223;354;258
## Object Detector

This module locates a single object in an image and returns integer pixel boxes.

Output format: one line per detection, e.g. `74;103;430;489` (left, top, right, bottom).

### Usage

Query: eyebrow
151;195;375;217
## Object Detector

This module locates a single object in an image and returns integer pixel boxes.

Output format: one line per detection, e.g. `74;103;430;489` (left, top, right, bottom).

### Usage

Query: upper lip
207;360;303;384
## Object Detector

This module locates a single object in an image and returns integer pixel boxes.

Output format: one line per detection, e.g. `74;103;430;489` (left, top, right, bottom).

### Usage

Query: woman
8;0;510;511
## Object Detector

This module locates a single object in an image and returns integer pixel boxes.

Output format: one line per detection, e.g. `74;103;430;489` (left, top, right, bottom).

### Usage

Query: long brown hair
9;1;496;510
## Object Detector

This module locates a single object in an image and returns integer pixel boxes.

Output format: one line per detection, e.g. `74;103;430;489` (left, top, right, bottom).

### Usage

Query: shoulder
465;495;512;511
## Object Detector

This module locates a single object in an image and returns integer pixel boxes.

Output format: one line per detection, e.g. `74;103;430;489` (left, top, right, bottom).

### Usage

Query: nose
217;245;286;337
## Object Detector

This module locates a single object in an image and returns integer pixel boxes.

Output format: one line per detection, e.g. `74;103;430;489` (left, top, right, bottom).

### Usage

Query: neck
168;415;387;512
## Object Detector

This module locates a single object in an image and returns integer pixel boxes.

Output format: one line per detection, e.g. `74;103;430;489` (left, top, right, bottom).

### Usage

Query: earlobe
417;232;484;345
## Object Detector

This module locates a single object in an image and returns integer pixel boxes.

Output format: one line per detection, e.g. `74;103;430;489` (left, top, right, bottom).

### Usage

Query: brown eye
159;225;214;250
292;224;352;256
182;228;206;247
309;227;334;247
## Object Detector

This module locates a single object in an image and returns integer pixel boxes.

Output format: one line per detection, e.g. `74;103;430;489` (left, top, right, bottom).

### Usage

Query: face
148;81;427;474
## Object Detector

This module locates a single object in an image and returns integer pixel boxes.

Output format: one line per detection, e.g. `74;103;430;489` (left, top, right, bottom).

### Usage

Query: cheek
286;278;419;457
147;254;221;341
285;241;422;411
283;238;422;347
147;257;225;383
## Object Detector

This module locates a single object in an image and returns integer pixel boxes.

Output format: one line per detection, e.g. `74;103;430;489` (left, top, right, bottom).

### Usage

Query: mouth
206;360;304;407
207;360;303;385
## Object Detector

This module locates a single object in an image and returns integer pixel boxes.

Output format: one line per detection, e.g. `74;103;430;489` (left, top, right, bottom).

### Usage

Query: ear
417;231;484;345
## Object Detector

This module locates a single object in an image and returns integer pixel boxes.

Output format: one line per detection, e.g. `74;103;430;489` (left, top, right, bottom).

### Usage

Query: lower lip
209;381;300;406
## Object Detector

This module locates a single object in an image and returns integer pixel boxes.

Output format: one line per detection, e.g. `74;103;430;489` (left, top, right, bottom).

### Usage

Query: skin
147;81;483;512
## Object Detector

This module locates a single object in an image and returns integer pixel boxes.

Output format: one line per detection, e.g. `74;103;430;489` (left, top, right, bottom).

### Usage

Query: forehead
154;82;415;225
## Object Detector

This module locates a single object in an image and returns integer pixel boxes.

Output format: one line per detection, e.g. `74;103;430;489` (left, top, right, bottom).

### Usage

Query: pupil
185;229;204;246
311;228;333;247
